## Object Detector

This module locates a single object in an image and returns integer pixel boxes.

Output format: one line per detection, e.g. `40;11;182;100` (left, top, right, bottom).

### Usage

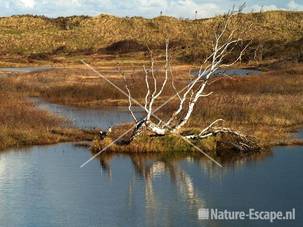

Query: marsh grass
92;133;217;153
91;123;262;157
2;61;303;149
0;90;95;151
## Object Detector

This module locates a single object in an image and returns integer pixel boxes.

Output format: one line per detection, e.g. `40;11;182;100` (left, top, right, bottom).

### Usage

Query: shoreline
0;127;97;152
1;125;302;153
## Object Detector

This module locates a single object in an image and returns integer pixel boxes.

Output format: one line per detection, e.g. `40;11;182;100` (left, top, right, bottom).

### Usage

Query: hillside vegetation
0;11;302;63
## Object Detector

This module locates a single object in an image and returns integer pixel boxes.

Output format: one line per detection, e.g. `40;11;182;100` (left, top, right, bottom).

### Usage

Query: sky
1;0;303;18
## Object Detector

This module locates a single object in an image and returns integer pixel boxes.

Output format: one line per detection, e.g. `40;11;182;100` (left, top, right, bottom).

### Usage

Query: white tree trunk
123;7;251;140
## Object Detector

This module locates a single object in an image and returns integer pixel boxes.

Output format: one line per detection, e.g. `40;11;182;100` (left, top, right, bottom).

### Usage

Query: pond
0;140;302;227
297;130;303;140
192;68;262;77
0;66;53;79
0;66;52;74
31;98;144;130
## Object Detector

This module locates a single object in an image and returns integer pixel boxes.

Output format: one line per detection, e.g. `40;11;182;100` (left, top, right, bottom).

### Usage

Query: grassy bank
92;128;261;158
0;88;95;151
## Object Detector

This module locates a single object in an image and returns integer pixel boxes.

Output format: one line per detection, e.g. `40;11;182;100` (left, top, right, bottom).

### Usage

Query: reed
0;91;95;151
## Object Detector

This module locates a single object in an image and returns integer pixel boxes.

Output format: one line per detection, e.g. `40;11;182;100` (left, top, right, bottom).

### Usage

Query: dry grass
0;86;95;151
6;63;190;106
91;122;261;156
92;133;217;153
0;11;302;64
3;60;303;148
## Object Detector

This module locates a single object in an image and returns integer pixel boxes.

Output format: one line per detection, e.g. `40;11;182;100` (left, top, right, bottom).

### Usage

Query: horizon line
1;9;302;20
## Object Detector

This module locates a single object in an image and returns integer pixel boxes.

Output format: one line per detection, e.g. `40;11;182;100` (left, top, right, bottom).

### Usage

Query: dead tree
114;7;260;153
127;9;245;131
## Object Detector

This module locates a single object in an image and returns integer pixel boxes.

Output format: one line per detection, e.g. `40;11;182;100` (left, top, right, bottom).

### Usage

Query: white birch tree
125;7;252;144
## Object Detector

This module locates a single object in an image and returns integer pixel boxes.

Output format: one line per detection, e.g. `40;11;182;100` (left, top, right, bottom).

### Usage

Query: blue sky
1;0;303;18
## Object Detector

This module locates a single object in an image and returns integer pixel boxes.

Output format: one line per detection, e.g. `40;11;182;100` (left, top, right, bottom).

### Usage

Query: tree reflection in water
95;150;272;224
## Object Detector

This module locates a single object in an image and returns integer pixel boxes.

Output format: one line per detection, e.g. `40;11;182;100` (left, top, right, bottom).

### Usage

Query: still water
0;143;302;227
0;97;302;227
0;66;53;79
0;67;52;74
31;98;144;130
192;68;262;77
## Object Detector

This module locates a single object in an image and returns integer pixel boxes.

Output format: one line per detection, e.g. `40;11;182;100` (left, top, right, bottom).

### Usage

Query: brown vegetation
1;11;302;154
0;81;95;151
8;61;301;148
1;61;303;152
92;126;261;158
0;11;302;65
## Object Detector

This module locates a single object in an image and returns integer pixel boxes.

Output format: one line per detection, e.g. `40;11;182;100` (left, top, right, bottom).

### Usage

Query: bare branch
199;119;224;136
199;91;213;97
221;41;251;67
154;40;170;99
122;71;138;122
143;65;151;112
169;57;181;101
146;40;170;122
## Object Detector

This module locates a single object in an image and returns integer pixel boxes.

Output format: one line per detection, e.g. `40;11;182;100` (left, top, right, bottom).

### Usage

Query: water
0;143;302;227
0;67;261;77
0;66;52;79
297;130;303;140
31;98;144;130
192;68;262;77
0;66;52;74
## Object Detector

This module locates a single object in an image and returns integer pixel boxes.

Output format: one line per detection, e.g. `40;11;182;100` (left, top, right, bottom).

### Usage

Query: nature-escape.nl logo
198;208;296;223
